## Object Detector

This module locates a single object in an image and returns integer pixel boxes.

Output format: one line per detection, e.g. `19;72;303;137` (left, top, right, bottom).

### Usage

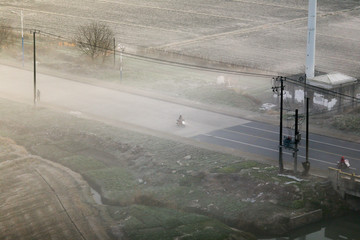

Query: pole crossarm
30;29;40;34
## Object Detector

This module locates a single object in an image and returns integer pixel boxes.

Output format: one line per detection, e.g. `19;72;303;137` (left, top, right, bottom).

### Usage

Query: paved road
0;64;247;138
1;64;359;174
194;121;360;174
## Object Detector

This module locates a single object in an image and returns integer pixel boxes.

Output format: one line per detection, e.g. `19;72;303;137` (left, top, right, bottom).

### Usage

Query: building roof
309;72;357;89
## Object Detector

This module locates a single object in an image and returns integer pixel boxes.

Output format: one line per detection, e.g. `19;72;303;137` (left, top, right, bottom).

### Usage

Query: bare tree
74;22;114;61
0;19;12;49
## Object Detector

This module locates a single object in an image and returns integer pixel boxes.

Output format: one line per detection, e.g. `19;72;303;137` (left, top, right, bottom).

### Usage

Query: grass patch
84;167;136;192
31;144;72;161
182;85;259;110
332;114;360;133
212;161;269;173
58;155;106;173
107;205;255;240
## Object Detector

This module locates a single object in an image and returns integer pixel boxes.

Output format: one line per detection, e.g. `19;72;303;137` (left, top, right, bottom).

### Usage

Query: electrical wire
4;27;360;103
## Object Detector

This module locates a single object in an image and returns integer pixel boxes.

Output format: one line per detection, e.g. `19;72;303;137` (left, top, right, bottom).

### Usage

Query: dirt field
0;137;111;240
2;0;360;76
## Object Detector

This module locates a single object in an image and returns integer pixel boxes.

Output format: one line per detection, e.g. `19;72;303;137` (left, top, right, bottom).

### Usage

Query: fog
1;0;360;239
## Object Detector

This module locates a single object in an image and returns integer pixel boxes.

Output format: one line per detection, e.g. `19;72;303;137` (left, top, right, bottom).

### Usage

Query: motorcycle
176;118;186;127
337;158;350;170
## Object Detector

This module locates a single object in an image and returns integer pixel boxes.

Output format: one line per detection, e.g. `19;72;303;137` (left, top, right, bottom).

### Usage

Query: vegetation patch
211;161;268;173
84;167;136;192
58;155;106;173
107;205;255;240
0;98;350;238
182;85;259;110
332;114;360;133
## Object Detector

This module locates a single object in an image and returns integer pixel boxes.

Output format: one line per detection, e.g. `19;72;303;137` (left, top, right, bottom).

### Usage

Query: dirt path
0;137;111;240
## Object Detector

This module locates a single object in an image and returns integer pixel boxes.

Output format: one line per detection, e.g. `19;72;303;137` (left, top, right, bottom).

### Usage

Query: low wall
328;167;360;198
289;209;323;230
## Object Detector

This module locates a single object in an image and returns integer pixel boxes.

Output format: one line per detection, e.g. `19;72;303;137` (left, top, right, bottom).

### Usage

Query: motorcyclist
177;115;185;126
338;156;350;169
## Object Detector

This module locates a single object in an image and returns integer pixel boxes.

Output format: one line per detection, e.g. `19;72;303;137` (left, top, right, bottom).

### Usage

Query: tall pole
33;31;36;105
119;46;124;81
305;0;317;79
301;97;311;175
113;38;116;67
21;10;24;67
306;98;309;163
120;51;123;81
294;109;299;173
279;77;284;172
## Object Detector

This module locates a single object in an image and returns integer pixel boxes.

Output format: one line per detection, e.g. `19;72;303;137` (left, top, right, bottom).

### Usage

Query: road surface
194;121;360;174
0;64;359;174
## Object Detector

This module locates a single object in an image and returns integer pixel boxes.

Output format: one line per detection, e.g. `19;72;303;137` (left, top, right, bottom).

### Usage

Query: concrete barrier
289;209;323;230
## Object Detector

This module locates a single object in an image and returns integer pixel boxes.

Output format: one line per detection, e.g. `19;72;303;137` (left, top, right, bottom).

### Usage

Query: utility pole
32;30;40;105
302;97;311;175
272;76;285;173
113;38;116;67
20;10;24;67
294;109;299;173
306;0;317;79
279;77;284;172
33;31;36;105
306;98;309;162
119;45;125;81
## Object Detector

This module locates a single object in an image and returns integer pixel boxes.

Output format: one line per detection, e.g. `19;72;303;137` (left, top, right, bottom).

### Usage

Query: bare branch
74;22;114;61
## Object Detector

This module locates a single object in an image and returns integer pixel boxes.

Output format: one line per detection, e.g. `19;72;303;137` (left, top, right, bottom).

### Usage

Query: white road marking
203;134;341;166
228;124;360;153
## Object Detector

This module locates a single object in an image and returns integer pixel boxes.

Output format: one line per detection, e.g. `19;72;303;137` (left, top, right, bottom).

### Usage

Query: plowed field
1;0;360;76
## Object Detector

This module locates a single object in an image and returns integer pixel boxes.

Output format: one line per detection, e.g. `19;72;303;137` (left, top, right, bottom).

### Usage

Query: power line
34;29;276;78
5;27;360;102
287;76;360;101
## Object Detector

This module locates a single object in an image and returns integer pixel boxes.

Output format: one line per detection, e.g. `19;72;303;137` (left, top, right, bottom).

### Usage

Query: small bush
291;200;305;209
0;19;12;48
332;114;360;132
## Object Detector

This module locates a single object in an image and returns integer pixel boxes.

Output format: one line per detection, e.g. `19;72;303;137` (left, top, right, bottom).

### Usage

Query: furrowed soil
2;0;360;77
0;98;350;240
0;137;111;240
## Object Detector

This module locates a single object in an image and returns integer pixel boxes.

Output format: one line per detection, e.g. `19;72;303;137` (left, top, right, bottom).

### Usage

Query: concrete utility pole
305;0;317;79
304;97;311;174
113;38;116;67
306;98;309;162
272;76;285;173
33;31;36;105
32;30;40;105
118;45;125;81
294;109;299;173
279;78;284;172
